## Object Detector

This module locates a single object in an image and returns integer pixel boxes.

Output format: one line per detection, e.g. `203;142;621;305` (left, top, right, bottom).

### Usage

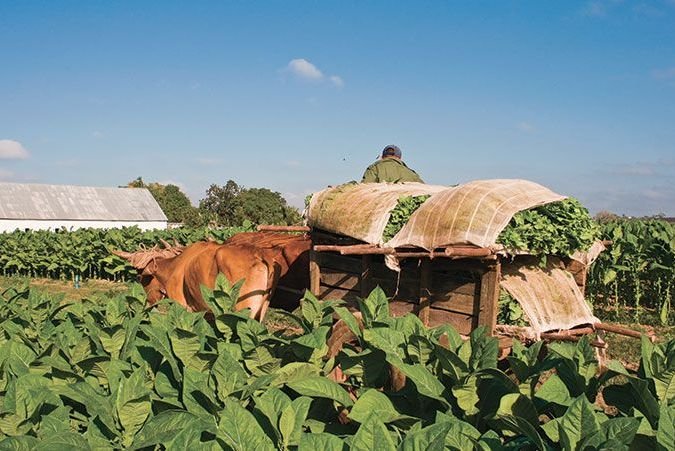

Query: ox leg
235;261;277;320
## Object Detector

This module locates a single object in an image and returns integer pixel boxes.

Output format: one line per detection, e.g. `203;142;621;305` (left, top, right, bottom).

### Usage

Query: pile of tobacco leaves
382;195;431;242
497;198;600;257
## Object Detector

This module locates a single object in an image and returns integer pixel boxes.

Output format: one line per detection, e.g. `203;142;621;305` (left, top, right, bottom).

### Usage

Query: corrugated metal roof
0;182;168;221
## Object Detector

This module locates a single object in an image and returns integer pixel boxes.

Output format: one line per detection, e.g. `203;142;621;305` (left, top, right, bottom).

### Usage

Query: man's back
362;157;424;183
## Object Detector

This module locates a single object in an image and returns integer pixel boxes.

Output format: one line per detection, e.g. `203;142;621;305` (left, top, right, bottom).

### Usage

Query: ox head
113;239;184;304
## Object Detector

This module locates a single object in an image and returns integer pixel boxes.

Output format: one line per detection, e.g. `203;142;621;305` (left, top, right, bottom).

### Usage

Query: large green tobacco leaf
33;432;92;451
132;410;216;449
535;374;573;407
182;366;219;419
139;322;181;382
579;417;641;450
279;397;313;449
399;421;451;451
114;367;152;446
558;395;601;451
286;377;353;407
656;405;675;451
654;369;675;406
0;436;40;450
603;378;661;429
435;412;481;450
298;433;347;451
99;325;126;359
358;287;390;327
348;389;401;424
253;387;292;441
217;399;276;451
394;361;448;406
493;414;545;450
271;362;321;387
210;349;248;401
350;413;397;451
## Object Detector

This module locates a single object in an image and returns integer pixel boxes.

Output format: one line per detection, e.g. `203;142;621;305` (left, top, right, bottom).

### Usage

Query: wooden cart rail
313;244;495;258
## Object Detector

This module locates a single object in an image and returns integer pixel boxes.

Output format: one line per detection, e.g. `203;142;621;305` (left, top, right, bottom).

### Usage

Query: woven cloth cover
308;179;565;249
500;258;599;335
307;182;446;243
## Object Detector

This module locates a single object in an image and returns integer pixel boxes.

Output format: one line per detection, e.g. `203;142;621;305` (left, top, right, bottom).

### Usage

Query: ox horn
159;238;172;249
112;250;133;260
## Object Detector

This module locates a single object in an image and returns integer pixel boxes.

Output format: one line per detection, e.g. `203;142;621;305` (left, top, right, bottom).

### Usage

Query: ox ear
143;257;160;276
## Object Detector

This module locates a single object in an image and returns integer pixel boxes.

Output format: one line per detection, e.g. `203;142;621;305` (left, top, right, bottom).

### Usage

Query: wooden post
418;259;432;326
309;250;321;297
360;255;372;297
477;260;501;336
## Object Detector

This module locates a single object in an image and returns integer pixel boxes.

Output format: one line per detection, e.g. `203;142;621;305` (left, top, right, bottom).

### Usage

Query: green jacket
361;157;424;183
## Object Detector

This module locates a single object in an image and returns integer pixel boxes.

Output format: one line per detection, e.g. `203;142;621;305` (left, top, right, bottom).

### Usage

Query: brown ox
114;232;310;320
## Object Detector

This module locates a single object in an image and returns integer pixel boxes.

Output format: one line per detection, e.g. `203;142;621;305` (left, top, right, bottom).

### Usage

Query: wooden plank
429;292;477;316
360;255;373;297
316;252;362;274
309;250;320;296
427;308;475;335
389;300;415;317
320;268;360;291
431;278;477;298
318;285;359;301
418;259;432;326
431;259;490;275
477;261;501;335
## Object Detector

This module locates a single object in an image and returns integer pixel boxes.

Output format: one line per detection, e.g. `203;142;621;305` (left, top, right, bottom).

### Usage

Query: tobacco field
2;215;673;325
587;218;675;325
0;224;253;282
0;281;673;450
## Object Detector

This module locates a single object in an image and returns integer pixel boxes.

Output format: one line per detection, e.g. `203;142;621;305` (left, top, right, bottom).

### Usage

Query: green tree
198;180;301;226
126;178;201;225
237;187;302;225
199;180;243;226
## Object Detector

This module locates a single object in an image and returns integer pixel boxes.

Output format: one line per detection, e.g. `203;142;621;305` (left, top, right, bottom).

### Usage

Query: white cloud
516;122;536;133
285;160;301;168
330;75;344;87
0;140;30;160
92;131;103;138
287;59;324;81
284;58;345;87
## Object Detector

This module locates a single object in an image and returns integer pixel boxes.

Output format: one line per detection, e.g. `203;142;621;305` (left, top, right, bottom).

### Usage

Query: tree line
126;178;301;227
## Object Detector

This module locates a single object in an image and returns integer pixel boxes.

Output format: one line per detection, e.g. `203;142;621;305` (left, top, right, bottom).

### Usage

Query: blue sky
1;1;674;216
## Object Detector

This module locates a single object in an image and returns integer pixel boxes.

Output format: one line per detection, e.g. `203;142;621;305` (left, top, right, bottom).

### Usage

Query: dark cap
382;144;402;158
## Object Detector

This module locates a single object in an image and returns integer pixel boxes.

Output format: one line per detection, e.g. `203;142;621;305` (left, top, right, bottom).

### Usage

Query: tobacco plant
0;282;672;449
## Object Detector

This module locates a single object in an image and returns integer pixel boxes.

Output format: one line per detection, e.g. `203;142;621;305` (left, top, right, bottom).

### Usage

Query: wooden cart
305;229;641;348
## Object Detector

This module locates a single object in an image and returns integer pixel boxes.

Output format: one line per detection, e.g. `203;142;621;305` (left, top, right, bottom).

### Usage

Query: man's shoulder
365;159;386;171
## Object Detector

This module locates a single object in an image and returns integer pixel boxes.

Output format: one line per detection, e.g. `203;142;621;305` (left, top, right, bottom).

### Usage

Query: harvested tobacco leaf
382;195;431;242
497;198;600;258
497;289;528;326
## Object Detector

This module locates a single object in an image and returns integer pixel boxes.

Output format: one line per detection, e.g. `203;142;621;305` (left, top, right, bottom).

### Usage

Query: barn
0;182;168;232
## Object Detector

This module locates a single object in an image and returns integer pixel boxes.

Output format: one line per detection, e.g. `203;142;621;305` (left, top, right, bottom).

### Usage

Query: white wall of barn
0;219;167;233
